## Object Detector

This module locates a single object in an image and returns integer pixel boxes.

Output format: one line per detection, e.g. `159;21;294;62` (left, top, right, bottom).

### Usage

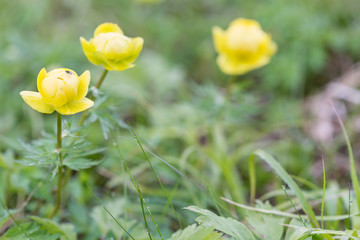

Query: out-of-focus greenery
1;0;360;239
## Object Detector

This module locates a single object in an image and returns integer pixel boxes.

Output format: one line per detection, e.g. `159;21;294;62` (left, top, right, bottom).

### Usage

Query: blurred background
1;0;360;238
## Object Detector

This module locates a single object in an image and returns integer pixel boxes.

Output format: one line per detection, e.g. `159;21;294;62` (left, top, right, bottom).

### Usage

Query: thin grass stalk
321;156;326;229
279;181;306;227
158;181;180;225
332;105;360;212
208;186;224;217
111;131;163;240
348;181;352;230
129;124;182;228
86;182;135;240
249;155;256;205
252;150;319;227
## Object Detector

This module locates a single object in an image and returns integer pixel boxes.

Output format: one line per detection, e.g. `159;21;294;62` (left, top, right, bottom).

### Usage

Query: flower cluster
212;18;277;75
21;22;144;115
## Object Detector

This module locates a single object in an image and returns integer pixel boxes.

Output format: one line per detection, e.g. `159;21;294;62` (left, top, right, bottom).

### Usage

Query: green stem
78;69;109;126
225;75;238;98
50;113;63;218
94;69;109;94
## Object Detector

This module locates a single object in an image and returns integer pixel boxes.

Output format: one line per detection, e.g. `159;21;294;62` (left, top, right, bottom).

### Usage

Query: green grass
1;0;360;239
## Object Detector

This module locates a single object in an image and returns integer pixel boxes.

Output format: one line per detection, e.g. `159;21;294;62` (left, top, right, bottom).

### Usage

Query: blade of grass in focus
250;149;319;227
129;124;182;228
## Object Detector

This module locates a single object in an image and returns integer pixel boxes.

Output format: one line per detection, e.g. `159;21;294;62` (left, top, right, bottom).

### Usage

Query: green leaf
0;222;60;240
63;158;102;170
245;202;284;240
185;206;255;240
289;227;312;240
168;224;224;240
29;216;76;240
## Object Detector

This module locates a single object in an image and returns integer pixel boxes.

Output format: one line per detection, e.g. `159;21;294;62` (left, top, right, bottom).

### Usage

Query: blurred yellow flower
212;18;277;75
80;22;144;71
20;68;94;115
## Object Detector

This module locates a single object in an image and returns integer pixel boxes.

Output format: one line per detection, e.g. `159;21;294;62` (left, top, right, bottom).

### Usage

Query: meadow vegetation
1;0;360;239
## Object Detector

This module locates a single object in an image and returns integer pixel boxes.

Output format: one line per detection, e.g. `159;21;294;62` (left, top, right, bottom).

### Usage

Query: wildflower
20;68;94;115
212;18;277;75
80;22;144;71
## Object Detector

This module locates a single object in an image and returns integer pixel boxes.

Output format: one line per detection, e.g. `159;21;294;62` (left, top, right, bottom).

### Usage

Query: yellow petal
20;91;54;114
94;23;123;37
74;70;91;101
217;54;270;75
106;37;143;71
212;26;227;53
267;39;277;56
80;37;98;63
230;18;261;29
109;62;135;71
123;37;144;64
37;68;48;97
56;98;94;115
80;37;114;69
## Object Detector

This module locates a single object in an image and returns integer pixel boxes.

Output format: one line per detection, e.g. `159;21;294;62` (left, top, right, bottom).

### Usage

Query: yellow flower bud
212;18;277;75
20;68;94;115
80;22;144;71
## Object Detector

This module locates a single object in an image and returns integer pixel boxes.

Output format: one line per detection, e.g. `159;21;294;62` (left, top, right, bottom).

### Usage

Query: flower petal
37;68;47;97
212;26;227;53
216;54;270;75
80;37;115;70
108;62;134;71
20;91;54;114
123;37;144;64
94;23;123;37
74;70;91;101
56;98;94;115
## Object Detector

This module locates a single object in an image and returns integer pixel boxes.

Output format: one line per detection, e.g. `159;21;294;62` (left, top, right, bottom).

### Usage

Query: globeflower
80;22;144;71
212;18;277;75
20;68;94;115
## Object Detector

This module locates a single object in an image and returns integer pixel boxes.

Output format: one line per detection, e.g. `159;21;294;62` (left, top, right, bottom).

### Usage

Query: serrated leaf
29;216;76;240
0;222;60;240
185;206;255;240
245;208;284;240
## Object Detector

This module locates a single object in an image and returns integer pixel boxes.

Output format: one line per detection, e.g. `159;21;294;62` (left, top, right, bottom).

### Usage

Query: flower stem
78;69;109;126
50;112;63;218
94;69;109;94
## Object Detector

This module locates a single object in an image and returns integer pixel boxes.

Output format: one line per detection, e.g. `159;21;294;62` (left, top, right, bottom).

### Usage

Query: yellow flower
20;68;94;115
212;18;277;75
80;22;144;71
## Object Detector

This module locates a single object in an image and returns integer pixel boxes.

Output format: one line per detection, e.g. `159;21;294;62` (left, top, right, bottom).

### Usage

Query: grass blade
111;131;163;240
221;197;360;221
129;124;182;228
86;182;135;240
321;156;326;229
249;154;256;205
332;105;360;214
251;149;319;227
